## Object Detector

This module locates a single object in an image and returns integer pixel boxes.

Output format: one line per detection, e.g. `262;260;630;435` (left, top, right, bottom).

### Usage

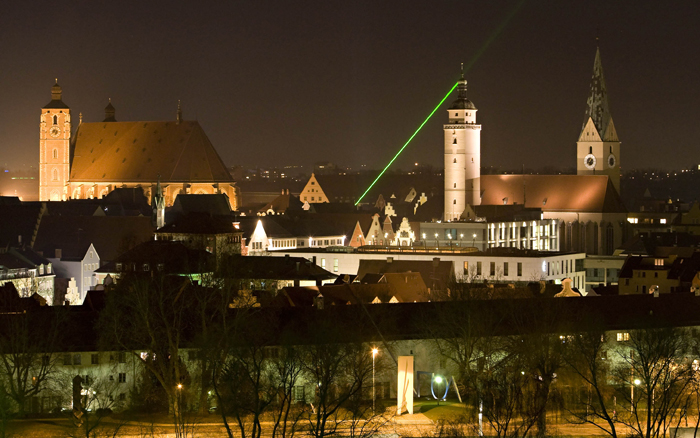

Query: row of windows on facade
63;352;127;366
115;262;164;272
489;224;557;240
258;238;344;250
320;258;340;273
464;261;522;277
303;196;324;202
627;217;667;224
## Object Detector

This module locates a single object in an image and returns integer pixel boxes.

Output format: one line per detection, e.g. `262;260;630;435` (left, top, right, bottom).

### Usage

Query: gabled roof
357;259;455;292
260;191;303;215
70;120;233;183
480;175;626;213
34;215;155;262
157;212;239;235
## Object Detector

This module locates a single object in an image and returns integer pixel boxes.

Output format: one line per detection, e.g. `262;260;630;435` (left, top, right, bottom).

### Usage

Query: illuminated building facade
444;73;481;221
38;83;239;207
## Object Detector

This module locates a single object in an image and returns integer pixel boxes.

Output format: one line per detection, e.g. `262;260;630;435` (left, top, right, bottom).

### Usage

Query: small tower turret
103;99;116;122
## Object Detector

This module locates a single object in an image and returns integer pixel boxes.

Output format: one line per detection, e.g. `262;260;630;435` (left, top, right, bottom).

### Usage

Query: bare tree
98;274;198;438
613;327;696;438
562;329;619;438
0;306;65;416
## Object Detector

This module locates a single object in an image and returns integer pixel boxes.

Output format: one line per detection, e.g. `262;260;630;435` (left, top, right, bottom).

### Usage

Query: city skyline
1;1;699;172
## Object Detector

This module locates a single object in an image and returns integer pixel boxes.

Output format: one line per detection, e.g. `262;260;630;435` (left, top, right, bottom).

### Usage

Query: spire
449;63;475;110
583;47;612;136
176;100;182;125
103;98;116;122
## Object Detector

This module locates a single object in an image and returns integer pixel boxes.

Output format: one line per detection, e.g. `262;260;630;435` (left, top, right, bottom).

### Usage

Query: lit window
660;218;666;224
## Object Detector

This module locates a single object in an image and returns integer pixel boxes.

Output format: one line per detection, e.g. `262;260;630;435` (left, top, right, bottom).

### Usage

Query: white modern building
261;248;586;290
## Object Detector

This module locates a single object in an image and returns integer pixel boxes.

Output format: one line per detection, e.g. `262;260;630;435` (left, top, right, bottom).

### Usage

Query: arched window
453;199;457;205
453;138;457;144
53;115;58;125
52;169;58;181
453;158;457;164
453;183;456;188
52;149;58;159
589;146;592;154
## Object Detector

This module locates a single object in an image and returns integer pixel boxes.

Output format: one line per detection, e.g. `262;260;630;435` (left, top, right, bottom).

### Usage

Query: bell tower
444;67;481;221
576;48;621;193
40;80;71;201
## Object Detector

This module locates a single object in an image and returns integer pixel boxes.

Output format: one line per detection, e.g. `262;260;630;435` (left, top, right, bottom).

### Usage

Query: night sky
1;1;699;173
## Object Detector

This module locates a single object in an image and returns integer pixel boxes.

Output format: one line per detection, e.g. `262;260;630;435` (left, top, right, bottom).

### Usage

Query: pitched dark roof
314;173;443;205
357;259;455;292
33;215;155;261
96;240;215;275
172;194;232;216
223;254;336;282
157;213;239;235
0;204;45;247
70;120;233;183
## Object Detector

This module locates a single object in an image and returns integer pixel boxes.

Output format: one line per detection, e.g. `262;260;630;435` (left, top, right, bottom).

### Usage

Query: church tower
444;69;481;221
577;48;621;193
39;80;71;201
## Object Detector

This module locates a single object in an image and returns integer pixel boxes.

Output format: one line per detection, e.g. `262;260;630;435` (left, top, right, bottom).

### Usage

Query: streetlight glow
434;375;443;384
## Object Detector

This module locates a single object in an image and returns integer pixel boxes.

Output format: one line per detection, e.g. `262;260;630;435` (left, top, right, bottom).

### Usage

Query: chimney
17;235;22;245
432;257;440;268
55;248;62;258
312;256;317;265
387;257;393;263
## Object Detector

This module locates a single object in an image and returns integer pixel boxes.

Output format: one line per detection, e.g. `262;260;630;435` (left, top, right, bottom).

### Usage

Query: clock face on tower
608;154;616;168
584;154;597;170
49;126;61;138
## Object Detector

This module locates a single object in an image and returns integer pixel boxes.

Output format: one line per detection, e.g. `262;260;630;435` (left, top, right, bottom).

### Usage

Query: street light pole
372;348;378;414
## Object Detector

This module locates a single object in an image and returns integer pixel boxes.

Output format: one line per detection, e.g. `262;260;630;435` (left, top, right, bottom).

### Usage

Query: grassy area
413;398;466;422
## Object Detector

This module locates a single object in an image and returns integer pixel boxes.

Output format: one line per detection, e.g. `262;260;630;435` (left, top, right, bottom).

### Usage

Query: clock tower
40;80;71;201
444;69;481;221
576;48;621;193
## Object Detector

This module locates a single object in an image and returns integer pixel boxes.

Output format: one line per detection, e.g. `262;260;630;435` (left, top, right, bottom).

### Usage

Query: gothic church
39;82;238;207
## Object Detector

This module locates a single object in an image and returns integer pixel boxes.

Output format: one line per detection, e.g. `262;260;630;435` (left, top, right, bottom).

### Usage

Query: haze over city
1;1;699;172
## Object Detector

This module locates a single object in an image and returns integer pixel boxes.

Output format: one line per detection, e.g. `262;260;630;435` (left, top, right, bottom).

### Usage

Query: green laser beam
354;0;526;206
355;81;458;205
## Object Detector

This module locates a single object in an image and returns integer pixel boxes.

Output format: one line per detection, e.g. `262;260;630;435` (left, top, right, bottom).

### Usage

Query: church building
39;82;238;207
445;48;628;255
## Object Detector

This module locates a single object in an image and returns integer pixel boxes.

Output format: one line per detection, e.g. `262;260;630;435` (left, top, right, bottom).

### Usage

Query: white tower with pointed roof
577;48;621;193
40;80;71;201
444;68;481;221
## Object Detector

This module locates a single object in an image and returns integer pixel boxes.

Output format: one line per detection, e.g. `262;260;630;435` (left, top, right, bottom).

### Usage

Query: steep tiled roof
70;120;233;183
480;175;626;213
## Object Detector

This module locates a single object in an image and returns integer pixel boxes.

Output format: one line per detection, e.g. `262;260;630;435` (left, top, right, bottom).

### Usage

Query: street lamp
372;348;379;414
472;233;477;248
448;233;452;251
435;233;439;248
422;233;427;251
